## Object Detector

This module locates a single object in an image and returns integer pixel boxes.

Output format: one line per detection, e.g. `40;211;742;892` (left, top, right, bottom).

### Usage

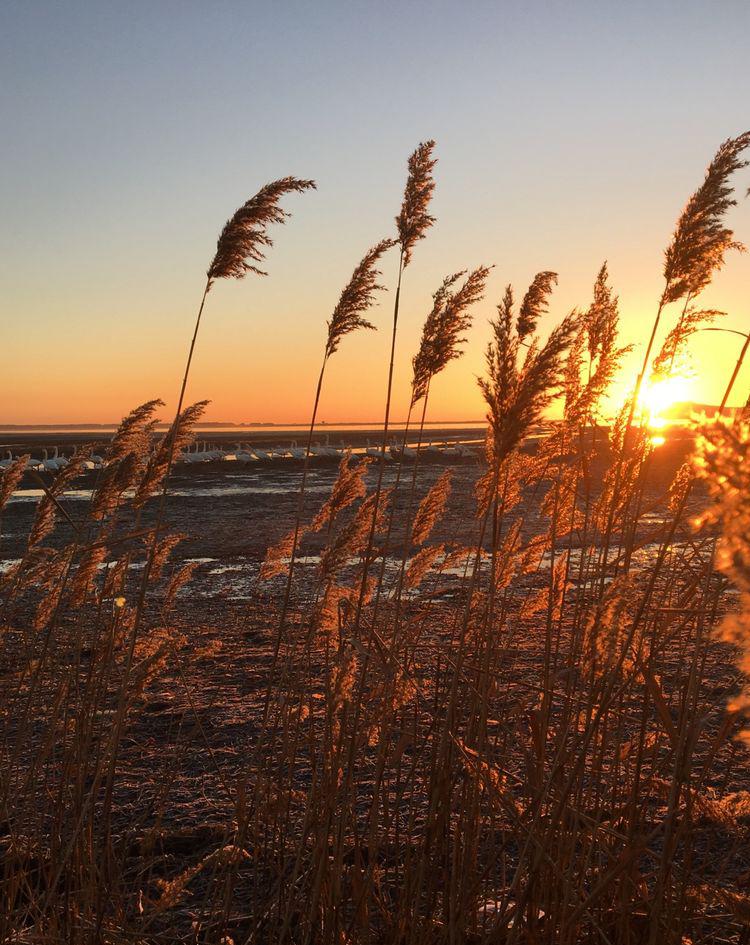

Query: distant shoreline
0;420;488;431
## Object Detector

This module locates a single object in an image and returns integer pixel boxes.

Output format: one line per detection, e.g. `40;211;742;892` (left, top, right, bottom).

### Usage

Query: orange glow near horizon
2;2;749;428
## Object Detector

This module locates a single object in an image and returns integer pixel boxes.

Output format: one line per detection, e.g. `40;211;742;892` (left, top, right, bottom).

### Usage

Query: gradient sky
2;0;749;425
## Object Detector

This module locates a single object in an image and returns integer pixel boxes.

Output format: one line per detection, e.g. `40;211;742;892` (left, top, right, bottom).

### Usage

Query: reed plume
320;490;391;582
153;844;250;912
207;177;316;283
381;265;486;630
312;455;371;532
325;240;394;357
396;140;437;267
662;132;750;305
410;471;452;546
163;562;198;613
151;532;187;580
106;400;164;463
0;455;29;513
626;133;750;437
91;400;163;521
315;583;356;641
558;265;630;428
134;400;208;507
582;574;640;675
153;177;314;556
695;419;750;737
651;306;723;379
584;263;629;372
479;294;577;467
411;266;491;405
261;527;299;581
32;547;74;629
516;270;558;342
403;544;444;590
69;543;108;608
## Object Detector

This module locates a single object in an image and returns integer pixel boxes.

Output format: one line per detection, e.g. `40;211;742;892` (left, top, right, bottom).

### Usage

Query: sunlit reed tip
325;239;395;358
396;140;437;268
411;265;491;404
663;131;750;305
207;176;316;284
516;270;558;341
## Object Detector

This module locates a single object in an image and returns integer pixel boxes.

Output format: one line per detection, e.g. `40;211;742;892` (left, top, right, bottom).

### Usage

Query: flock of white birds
0;437;481;474
179;438;480;465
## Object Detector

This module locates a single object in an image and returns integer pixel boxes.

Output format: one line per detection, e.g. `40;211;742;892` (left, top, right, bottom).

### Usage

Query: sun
638;372;693;426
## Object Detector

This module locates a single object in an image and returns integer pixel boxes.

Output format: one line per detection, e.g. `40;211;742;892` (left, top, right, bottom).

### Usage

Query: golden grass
1;134;750;944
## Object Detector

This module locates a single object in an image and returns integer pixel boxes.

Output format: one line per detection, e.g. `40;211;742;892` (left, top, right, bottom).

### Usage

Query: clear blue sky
2;0;749;423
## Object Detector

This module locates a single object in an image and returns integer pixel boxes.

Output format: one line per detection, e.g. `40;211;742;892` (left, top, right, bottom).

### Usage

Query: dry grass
1;134;750;945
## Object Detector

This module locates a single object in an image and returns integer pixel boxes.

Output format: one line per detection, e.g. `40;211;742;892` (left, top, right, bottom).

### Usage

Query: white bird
310;441;328;459
425;441;442;458
441;442;462;459
205;443;225;461
365;439;385;459
389;438;416;461
311;434;340;459
233;442;255;463
41;449;61;472
287;441;307;460
252;445;273;461
0;450;14;470
179;443;202;464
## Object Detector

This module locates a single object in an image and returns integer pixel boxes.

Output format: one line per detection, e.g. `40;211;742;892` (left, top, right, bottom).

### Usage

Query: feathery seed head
312;454;370;532
260;527;298;581
403;544;444;590
663;132;750;304
396;141;437;268
207;177;316;284
0;455;29;512
325;240;394;358
411;471;452;546
516;271;558;341
411;265;491;404
133;400;209;507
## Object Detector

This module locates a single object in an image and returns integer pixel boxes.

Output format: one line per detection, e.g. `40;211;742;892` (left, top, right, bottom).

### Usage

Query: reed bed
2;134;750;945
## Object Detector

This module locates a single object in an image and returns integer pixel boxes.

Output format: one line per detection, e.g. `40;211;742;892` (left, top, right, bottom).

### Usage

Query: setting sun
638;371;694;428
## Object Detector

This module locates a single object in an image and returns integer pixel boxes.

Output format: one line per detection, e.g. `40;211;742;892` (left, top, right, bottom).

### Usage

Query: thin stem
273;355;328;662
353;251;404;631
720;331;750;412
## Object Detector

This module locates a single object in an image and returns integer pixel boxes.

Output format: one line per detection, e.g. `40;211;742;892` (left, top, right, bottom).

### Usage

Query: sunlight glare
639;372;693;429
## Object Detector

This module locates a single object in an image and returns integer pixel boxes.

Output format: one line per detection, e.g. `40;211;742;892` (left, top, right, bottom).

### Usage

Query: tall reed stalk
271;239;393;657
353;140;437;630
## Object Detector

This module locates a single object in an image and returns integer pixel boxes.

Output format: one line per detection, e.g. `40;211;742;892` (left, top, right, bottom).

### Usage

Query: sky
1;0;749;426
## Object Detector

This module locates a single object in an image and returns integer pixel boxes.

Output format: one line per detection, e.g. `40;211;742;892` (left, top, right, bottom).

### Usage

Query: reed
353;140;437;630
272;238;393;652
3;133;750;945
